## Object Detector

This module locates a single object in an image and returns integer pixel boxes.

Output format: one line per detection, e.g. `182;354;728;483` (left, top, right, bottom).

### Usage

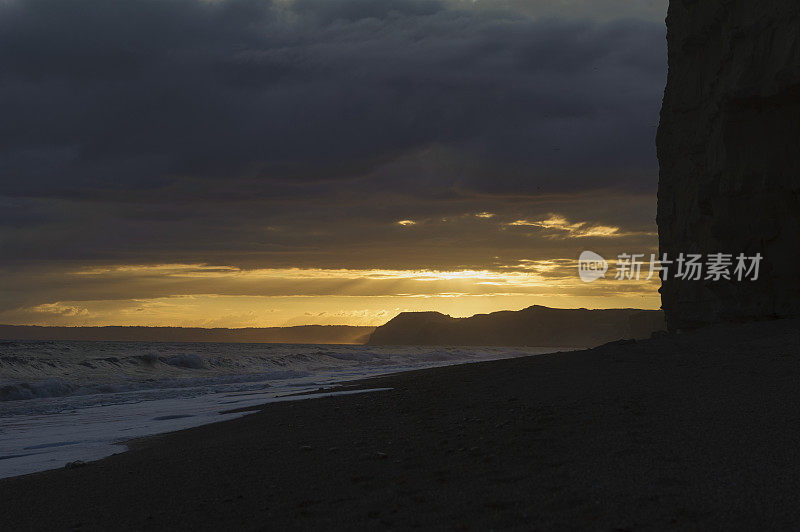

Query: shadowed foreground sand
1;319;798;530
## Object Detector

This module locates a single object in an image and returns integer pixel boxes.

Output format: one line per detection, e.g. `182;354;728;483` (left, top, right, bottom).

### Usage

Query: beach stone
657;0;800;330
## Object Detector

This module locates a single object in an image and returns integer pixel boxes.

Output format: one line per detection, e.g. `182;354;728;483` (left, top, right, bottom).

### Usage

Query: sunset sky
0;0;668;327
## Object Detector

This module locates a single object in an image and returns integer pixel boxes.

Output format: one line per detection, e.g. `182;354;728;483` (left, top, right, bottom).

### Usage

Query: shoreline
0;345;558;480
1;318;798;529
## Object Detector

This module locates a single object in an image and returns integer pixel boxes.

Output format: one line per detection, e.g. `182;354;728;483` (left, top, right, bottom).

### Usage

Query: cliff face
368;306;665;347
657;0;800;330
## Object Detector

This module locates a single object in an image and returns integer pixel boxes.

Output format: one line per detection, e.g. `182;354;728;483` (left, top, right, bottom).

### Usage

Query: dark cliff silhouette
368;306;665;348
657;0;800;330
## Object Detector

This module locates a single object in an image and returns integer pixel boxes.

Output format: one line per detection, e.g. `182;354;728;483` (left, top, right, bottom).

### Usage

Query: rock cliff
368;306;665;347
657;0;800;330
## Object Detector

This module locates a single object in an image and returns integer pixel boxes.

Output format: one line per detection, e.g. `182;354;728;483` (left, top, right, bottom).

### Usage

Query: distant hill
368;306;665;348
0;324;375;345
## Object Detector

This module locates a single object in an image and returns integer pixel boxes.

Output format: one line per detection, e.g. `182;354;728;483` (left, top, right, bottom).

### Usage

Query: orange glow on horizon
3;262;662;328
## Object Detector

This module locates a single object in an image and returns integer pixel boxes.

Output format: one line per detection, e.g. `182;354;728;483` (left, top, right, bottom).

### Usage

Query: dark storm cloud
0;0;665;198
455;0;667;23
0;0;667;294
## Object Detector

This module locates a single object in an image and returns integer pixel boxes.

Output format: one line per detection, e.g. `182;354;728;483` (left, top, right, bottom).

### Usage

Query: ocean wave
163;354;206;369
0;341;552;407
0;378;76;401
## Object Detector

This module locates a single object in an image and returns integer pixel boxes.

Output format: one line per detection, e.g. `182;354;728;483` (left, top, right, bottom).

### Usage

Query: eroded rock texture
657;0;800;330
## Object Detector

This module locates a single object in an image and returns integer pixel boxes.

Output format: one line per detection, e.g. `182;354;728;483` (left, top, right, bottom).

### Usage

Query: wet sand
1;319;798;530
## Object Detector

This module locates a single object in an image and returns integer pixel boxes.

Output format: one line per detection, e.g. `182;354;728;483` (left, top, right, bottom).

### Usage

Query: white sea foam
0;340;563;478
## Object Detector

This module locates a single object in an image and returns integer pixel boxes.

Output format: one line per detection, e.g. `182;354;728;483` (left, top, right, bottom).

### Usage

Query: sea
0;340;559;479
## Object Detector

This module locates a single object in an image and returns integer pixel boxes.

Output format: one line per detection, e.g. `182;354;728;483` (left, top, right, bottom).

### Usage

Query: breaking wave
0;340;552;416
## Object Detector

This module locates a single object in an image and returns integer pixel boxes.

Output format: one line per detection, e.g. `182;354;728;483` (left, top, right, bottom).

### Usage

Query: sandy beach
1;318;798;530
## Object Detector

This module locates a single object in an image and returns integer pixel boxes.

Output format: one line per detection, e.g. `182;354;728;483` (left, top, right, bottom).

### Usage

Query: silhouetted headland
368;305;665;347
